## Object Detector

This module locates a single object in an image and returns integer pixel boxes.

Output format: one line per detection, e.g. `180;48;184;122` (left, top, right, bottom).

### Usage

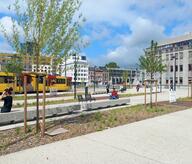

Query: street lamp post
74;54;77;99
171;55;177;91
94;66;96;93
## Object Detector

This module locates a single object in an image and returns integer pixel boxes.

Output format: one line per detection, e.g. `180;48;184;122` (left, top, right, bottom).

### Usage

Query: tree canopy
0;0;85;133
139;40;166;79
139;40;166;108
0;0;85;72
105;62;119;68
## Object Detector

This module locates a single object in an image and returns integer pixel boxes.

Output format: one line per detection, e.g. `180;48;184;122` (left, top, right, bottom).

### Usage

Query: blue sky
0;0;192;67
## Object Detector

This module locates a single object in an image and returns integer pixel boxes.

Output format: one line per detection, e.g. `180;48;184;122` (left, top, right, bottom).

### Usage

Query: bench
92;91;107;95
0;104;80;125
84;98;130;110
85;94;96;101
78;94;96;102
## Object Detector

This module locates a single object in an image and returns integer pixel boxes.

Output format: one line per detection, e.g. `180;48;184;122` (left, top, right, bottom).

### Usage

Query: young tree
139;40;166;108
0;0;84;133
122;70;128;87
105;62;119;68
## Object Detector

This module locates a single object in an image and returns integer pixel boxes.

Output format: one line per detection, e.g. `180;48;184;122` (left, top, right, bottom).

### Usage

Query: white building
32;64;52;74
60;54;89;85
157;33;192;86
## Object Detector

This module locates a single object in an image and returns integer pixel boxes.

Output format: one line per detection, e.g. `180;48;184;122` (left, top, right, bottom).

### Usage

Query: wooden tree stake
41;75;46;137
24;75;27;133
155;80;157;107
144;81;146;109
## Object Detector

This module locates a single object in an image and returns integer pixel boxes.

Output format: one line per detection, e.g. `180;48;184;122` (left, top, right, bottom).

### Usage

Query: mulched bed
0;100;191;156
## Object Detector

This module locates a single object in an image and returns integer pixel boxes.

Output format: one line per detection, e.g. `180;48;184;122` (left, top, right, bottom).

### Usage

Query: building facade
0;53;55;74
107;68;144;85
157;33;192;86
88;66;145;86
88;66;109;85
60;54;89;85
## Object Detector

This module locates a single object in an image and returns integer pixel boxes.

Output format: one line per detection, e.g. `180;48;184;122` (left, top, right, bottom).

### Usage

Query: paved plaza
1;108;192;164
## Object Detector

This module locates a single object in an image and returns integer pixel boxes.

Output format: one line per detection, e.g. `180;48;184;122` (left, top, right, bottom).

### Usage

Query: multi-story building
89;66;109;85
88;66;144;86
157;33;192;86
32;64;53;74
0;53;55;74
107;68;144;85
60;54;89;85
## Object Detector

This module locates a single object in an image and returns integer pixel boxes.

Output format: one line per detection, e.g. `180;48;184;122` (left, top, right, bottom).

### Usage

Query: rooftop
158;32;192;46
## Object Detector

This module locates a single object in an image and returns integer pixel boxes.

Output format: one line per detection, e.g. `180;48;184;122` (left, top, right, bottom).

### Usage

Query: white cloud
0;0;14;14
81;0;192;66
0;16;15;37
0;16;24;40
171;23;192;36
81;0;136;26
0;0;26;15
0;41;14;53
98;18;166;66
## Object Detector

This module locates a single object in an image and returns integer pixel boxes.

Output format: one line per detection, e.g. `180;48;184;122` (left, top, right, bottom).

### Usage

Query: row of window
0;76;14;83
170;65;183;72
75;73;87;77
166;77;183;84
166;52;183;61
169;64;192;72
74;78;87;81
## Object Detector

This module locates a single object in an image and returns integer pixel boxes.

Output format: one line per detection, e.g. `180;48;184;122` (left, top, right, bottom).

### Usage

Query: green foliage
122;71;128;83
15;127;21;135
139;40;166;78
4;57;23;75
105;62;119;68
0;0;85;66
146;106;164;113
27;126;32;133
94;112;103;121
139;40;166;108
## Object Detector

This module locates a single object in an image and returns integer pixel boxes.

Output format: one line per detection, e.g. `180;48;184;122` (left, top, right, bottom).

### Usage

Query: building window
189;51;192;59
166;54;169;61
170;54;173;60
170;66;173;72
175;65;178;72
180;65;183;72
179;52;183;59
189;64;192;71
179;77;183;84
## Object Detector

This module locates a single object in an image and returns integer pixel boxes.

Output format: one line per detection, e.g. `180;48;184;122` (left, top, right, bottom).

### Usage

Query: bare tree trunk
150;73;153;108
36;51;39;133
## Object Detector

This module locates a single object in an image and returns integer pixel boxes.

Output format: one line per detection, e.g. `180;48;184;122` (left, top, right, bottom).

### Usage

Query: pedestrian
1;87;13;113
170;82;173;91
136;84;140;92
109;88;119;99
106;83;110;94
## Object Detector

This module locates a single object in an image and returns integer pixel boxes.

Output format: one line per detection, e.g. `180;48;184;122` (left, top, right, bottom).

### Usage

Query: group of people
1;87;13;113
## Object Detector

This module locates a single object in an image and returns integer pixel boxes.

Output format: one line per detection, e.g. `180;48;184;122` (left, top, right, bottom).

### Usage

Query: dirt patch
0;101;190;156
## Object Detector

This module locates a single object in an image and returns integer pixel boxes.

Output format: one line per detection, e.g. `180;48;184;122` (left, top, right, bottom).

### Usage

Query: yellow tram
0;72;72;93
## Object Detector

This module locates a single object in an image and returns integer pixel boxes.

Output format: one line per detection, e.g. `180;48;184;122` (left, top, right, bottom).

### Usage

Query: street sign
169;90;176;103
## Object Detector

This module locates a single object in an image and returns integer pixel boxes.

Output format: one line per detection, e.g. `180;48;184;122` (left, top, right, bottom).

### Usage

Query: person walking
1;87;13;113
106;83;110;94
136;84;140;92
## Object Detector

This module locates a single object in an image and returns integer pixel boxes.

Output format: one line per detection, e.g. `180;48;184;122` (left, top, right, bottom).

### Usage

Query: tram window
27;76;32;84
0;77;4;83
56;79;65;84
38;76;43;84
4;76;14;83
17;79;22;86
